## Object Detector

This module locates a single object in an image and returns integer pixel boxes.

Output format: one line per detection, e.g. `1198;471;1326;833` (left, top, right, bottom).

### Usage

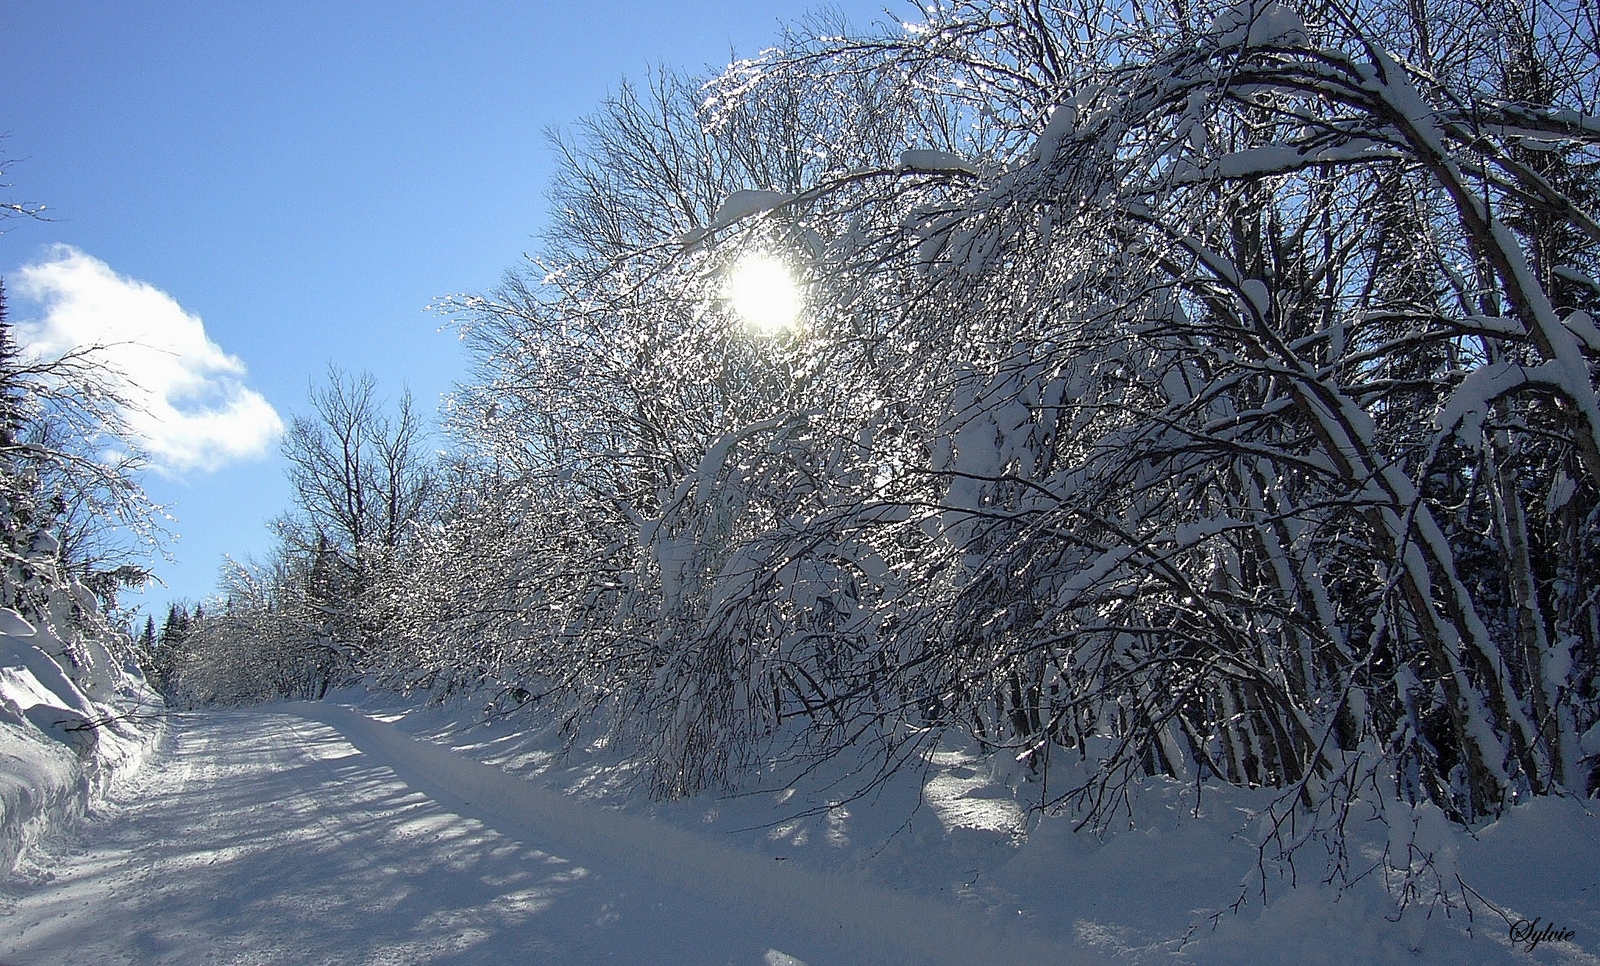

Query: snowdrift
0;602;159;878
352;690;1600;964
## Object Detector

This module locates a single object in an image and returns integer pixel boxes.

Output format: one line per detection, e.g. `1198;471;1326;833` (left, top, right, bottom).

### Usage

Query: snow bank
295;701;1090;965
0;606;162;879
0;722;88;879
346;689;1600;964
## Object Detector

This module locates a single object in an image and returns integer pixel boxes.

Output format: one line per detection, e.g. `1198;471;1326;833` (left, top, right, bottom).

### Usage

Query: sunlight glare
727;253;803;335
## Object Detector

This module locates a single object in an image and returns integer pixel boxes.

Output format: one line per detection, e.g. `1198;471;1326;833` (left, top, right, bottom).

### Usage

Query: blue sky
0;0;897;621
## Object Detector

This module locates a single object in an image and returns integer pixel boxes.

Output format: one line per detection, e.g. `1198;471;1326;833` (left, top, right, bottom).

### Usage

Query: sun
726;252;803;335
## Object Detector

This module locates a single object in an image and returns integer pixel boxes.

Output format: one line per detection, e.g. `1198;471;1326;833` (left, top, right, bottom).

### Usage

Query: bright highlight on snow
726;253;803;335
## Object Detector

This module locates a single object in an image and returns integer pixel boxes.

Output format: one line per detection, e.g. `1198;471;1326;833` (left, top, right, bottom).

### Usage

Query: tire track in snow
5;712;594;965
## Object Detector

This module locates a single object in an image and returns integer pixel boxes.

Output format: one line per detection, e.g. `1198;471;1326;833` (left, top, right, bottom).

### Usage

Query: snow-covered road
0;705;1089;966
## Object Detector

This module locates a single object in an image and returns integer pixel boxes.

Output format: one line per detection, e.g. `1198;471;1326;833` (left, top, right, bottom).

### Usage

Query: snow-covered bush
0;550;157;875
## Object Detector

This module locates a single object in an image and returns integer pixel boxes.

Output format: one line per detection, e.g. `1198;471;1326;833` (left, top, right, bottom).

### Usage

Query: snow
0;724;86;883
1582;720;1600;758
713;189;799;228
0;604;160;885
1547;470;1578;513
1034;100;1083;166
0;610;35;638
1192;141;1398;181
1208;0;1308;47
0;702;1084;966
1564;310;1600;353
0;620;100;723
899;149;980;177
674;189;799;247
3;692;1595;964
1434;361;1560;443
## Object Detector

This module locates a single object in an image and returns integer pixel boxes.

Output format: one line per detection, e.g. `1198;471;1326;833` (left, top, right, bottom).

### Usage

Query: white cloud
13;245;284;474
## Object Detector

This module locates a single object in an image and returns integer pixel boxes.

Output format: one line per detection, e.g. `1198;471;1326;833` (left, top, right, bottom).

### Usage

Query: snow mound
0;602;161;879
0;722;87;880
1209;0;1308;47
343;688;1600;964
714;188;797;225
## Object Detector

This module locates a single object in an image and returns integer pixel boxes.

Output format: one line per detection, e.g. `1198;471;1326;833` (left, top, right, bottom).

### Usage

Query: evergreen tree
159;603;191;649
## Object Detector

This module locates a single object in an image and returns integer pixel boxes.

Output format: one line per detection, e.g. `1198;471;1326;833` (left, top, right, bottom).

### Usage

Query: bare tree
279;366;433;656
283;367;432;555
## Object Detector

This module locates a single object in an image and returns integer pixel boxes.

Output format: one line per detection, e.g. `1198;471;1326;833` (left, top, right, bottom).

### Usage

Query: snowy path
0;705;1092;966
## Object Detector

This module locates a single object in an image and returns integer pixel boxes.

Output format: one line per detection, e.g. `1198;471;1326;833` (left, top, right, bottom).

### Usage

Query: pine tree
159;603;191;648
